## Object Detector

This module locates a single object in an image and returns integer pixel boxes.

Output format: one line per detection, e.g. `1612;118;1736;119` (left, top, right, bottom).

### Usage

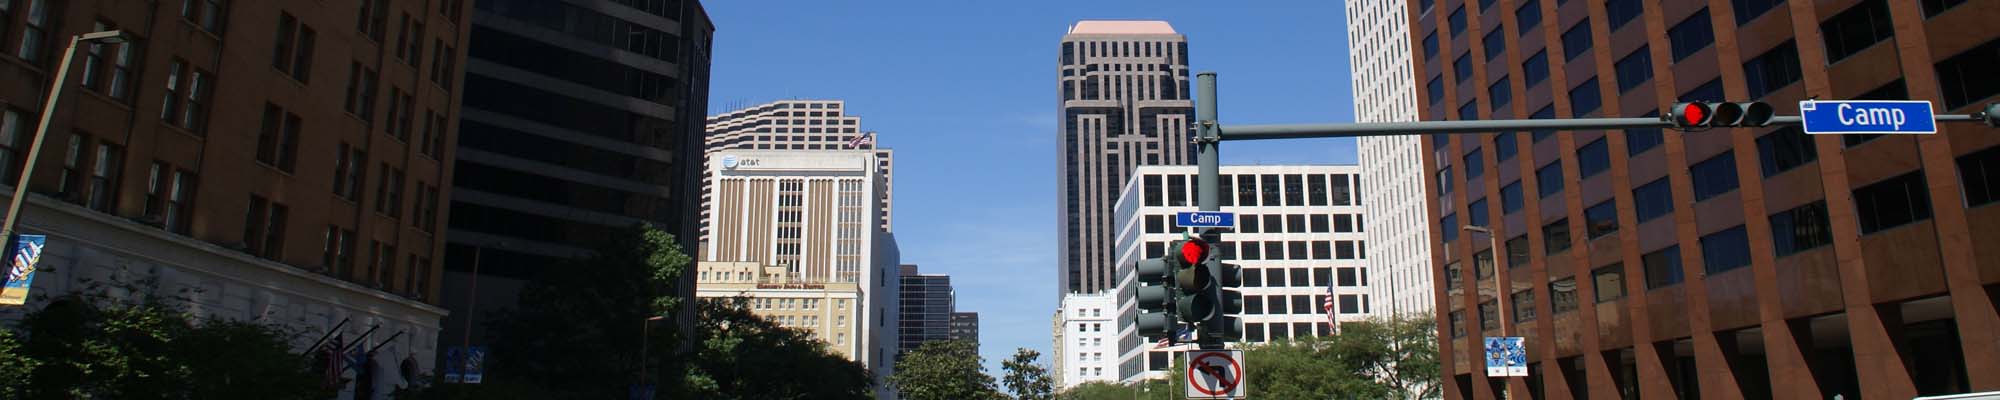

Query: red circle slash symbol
1187;352;1242;396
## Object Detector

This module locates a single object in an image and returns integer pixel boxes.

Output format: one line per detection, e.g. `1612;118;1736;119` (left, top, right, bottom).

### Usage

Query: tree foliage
1055;380;1177;400
1002;348;1056;400
1244;313;1440;399
889;340;1003;400
0;293;330;399
686;298;872;399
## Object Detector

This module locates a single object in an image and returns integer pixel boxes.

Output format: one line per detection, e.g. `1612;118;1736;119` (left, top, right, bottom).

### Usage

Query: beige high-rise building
696;261;865;359
1056;21;1194;297
704;100;893;245
700;150;899;397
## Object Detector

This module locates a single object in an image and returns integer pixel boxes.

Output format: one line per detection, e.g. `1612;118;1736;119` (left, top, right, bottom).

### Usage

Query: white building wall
1053;292;1118;391
1111;165;1373;383
1347;0;1434;319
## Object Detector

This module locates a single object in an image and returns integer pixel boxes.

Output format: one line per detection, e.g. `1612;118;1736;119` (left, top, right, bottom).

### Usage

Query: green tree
685;298;872;399
4;293;330;399
1339;313;1441;399
1057;381;1131;400
889;340;1002;400
1002;348;1055;400
479;225;694;399
1240;313;1441;399
0;329;34;399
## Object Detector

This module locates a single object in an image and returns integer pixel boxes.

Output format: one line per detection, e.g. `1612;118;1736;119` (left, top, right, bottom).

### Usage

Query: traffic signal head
1667;101;1773;128
1984;103;2000;127
1668;102;1712;128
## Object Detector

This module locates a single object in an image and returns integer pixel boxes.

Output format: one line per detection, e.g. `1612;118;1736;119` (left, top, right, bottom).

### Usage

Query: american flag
322;334;344;388
1323;284;1339;333
846;132;876;148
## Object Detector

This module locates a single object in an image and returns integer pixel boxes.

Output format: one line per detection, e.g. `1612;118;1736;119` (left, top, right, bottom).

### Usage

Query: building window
1465;149;1485;178
1643;246;1683;289
1479;301;1499;331
182;0;228;33
243;195;288;260
1744;41;1803;98
374;165;405;218
1537;161;1564;198
1821;0;1894;63
1438;167;1453;195
1442;214;1459;243
1335;214;1357;233
1469;199;1490;228
1445;262;1463;291
1455;53;1473;84
1961;145;2000;207
1501;182;1524;214
1284;174;1305;206
1516;0;1542;34
1484;29;1506;61
1770;201;1832;257
1607;0;1642;30
1496;131;1518;161
1733;0;1785;25
429;39;457;90
1562;19;1593;61
1569;78;1601;117
1592;264;1625;303
1424;31;1439;59
1699;226;1752;274
1667;9;1714;61
1633;178;1673;223
1755;126;1816;177
1523;51;1549;87
273;12;316;82
1261;175;1281;206
1460;101;1479;120
1531;106;1556;142
57;134;85;200
1449;6;1467;36
255;104;302;172
14;0;48;62
1577;138;1610;178
1512;290;1536;322
1490;77;1512;109
344;62;379;121
332;143;366;201
1550;277;1578;314
1853;171;1933;234
86;143;121;212
1449;310;1466;338
1543;219;1571;255
160;60;214;134
163;169;196;234
1690;152;1739;201
1615;46;1652;92
1626;116;1664;155
1935;38;2000;109
1428;76;1445;106
357;0;389;42
1585;201;1618;239
1506;235;1530;268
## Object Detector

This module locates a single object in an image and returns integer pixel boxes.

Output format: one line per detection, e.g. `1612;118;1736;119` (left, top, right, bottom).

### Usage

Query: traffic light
1174;239;1217;326
1205;259;1244;342
1984;103;2000;128
1134;239;1204;341
1666;101;1773;129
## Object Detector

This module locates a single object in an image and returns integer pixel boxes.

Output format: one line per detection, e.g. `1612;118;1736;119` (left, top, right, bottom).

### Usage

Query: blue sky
703;0;1360;378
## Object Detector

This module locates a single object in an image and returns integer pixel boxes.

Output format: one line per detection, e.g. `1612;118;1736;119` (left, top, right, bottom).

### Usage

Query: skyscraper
440;0;714;355
1346;0;1433;318
949;312;980;344
704;100;894;244
1056;21;1194;297
1411;0;2000;398
898;265;954;352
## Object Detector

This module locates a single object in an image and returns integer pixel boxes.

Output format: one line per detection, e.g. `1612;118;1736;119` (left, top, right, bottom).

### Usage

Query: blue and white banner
1484;337;1528;377
0;234;47;306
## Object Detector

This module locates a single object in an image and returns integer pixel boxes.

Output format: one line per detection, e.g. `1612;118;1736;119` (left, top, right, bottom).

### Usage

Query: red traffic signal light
1668;101;1773;128
1670;102;1712;128
1178;238;1209;266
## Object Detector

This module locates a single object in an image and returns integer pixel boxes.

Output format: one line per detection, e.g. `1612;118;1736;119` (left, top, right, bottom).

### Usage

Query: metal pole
1195;72;1219;214
459;246;481;382
0;36;84;243
1489;232;1506;335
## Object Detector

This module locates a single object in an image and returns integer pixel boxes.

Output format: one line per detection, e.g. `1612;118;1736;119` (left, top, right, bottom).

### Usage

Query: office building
695;261;866;360
1056;20;1194;297
1112;165;1371;382
703;100;893;243
1054;291;1118;390
950;311;979;344
1348;0;1434;319
1411;0;2000;398
898;264;953;351
702;150;900;395
439;0;715;357
0;0;474;396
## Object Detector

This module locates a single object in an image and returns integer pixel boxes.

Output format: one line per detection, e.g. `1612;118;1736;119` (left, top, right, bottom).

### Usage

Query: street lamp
0;30;128;242
1463;225;1515;399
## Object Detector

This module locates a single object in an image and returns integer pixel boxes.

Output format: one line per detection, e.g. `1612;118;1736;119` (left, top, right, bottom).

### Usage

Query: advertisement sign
0;234;48;306
1484;337;1528;377
444;346;486;384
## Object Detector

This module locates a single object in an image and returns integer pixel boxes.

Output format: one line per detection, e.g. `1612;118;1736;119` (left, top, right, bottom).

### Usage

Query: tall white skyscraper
1346;0;1432;318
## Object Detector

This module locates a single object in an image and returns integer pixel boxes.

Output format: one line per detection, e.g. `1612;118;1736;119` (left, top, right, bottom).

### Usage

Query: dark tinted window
1922;0;1968;17
1544;219;1572;255
1667;9;1714;61
1523;51;1550;86
1936;38;2000;109
1496;131;1518;161
1537;161;1564;198
1690;152;1739;201
1456;53;1474;83
1424;31;1440;59
1960;145;2000;207
1485;29;1507;61
1507;235;1530;267
1443;213;1460;242
1615;46;1653;92
1429;76;1446;105
1577;138;1610;178
1743;41;1802;98
1700;226;1751;274
1550;277;1578;313
1633;178;1673;223
1607;0;1643;31
1490;77;1512;109
1466;149;1485;178
1755;126;1817;177
1820;0;1894;63
1531;106;1556;142
1563;19;1593;61
1450;7;1468;36
1470;199;1490;228
1732;0;1784;25
1585;200;1619;239
1681;78;1724;102
1854;171;1933;234
1516;0;1542;34
1626;111;1664;155
1461;101;1480;120
1569;78;1601;117
1770;201;1832;257
1502;181;1525;213
1643;245;1684;289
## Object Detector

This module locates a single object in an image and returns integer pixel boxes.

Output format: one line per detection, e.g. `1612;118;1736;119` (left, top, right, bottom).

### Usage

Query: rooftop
1066;20;1177;35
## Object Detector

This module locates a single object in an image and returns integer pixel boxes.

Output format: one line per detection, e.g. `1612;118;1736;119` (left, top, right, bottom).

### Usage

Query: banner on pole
0;234;48;306
1484;337;1528;377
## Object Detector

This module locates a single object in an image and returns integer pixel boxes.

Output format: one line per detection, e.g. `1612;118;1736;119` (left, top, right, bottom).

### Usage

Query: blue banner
1484;337;1527;377
443;346;486;384
1;234;47;306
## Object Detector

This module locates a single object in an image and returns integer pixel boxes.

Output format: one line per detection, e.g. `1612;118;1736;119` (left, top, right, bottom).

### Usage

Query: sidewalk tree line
1053;313;1440;400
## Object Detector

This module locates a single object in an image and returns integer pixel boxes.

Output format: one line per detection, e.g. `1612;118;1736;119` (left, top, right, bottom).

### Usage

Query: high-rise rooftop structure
1411;0;2000;398
1056;20;1194;297
703;100;893;243
898;265;954;352
1347;0;1434;318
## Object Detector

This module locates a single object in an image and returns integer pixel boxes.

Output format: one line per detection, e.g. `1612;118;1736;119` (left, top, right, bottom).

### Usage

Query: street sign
1484;337;1527;377
1186;350;1246;399
1175;211;1236;229
1800;100;1937;135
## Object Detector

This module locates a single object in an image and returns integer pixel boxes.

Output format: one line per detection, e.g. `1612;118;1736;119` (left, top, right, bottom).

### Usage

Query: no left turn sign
1185;350;1245;399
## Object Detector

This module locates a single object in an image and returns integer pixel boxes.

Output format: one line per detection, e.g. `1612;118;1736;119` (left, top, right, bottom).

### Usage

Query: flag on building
846;132;876;148
1324;284;1339;332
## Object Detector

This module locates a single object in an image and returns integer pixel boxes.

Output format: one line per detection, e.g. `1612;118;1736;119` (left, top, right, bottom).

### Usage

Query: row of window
1141;173;1358;208
1142;213;1361;234
1144;240;1365;262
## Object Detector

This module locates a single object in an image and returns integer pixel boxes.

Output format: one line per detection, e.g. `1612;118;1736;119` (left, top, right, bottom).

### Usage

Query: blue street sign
1799;100;1937;135
1175;211;1236;229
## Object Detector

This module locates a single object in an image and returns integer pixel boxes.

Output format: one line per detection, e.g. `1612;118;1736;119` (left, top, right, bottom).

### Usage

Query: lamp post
1463;225;1513;400
0;30;128;242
